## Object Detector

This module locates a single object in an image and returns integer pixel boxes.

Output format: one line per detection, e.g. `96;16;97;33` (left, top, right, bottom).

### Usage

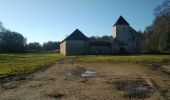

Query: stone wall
112;25;143;53
65;40;88;56
60;41;66;55
112;26;116;39
89;46;111;55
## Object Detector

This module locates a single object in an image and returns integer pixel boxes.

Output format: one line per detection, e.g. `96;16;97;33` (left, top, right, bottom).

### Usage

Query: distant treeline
0;0;169;53
0;30;26;53
0;24;60;53
26;41;60;52
89;35;113;42
142;0;170;53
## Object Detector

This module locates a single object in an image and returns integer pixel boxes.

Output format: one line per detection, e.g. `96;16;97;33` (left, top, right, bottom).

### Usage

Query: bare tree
143;0;170;52
154;0;170;21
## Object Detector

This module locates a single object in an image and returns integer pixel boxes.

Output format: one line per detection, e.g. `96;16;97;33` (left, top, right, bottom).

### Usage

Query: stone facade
60;29;89;56
88;41;111;55
60;41;66;55
60;40;88;56
112;25;143;53
60;16;143;56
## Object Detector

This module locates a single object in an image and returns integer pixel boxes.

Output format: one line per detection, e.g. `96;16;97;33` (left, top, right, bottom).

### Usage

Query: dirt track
0;59;170;100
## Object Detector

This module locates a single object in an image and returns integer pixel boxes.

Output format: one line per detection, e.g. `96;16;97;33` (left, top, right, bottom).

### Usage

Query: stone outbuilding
60;29;89;56
111;16;143;54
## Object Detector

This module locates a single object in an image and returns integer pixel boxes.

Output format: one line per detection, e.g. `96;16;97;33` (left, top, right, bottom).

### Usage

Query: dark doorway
119;47;128;54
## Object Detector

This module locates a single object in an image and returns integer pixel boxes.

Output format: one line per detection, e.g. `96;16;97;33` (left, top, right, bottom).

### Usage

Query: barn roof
61;29;89;43
113;16;129;26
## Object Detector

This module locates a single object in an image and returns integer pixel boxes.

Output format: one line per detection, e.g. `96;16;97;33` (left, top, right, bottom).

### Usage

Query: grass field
75;55;170;64
0;53;64;78
0;53;170;78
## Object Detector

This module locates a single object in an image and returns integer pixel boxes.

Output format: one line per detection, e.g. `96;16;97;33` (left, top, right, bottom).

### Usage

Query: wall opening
119;47;128;54
132;36;135;40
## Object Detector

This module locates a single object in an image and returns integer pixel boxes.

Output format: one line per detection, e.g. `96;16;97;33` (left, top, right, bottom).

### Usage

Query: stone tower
112;16;130;41
112;16;143;53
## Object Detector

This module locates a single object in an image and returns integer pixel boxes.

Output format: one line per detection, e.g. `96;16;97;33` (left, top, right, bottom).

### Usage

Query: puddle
135;84;149;91
55;60;63;64
113;79;153;99
64;69;96;78
81;70;96;78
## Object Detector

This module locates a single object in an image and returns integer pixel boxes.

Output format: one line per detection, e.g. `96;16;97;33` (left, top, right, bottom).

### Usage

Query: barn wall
111;42;119;53
60;41;66;55
65;40;88;56
112;26;116;39
89;46;111;55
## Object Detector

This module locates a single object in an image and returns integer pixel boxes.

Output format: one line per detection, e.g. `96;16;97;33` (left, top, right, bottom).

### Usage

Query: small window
123;27;125;31
132;36;135;40
136;42;138;47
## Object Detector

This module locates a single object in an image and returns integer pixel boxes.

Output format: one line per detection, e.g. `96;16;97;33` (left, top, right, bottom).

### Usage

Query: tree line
26;41;60;52
0;23;60;53
89;35;113;42
142;0;170;52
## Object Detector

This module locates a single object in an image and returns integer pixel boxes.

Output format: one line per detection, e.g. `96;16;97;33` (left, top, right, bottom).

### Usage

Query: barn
60;29;89;56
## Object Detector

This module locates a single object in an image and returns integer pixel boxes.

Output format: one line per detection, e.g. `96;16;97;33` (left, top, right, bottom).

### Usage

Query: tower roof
61;29;89;43
113;16;129;26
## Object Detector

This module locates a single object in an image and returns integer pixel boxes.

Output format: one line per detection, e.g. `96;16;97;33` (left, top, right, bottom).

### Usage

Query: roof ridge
60;29;89;43
113;16;129;26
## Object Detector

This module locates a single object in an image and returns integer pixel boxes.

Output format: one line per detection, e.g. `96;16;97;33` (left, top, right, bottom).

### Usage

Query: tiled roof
61;29;89;43
113;16;129;26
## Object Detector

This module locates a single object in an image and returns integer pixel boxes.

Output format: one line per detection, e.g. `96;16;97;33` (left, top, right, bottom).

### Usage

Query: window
136;42;138;47
123;27;125;32
132;36;135;40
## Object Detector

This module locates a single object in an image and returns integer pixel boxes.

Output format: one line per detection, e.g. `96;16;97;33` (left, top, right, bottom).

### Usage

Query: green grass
0;53;64;78
0;53;169;78
75;55;170;64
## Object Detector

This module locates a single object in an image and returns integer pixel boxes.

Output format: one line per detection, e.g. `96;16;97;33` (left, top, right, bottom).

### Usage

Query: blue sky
0;0;163;44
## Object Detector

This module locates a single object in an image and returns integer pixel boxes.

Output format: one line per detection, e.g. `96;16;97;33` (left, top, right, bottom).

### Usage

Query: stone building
111;16;143;54
60;29;89;56
60;16;143;56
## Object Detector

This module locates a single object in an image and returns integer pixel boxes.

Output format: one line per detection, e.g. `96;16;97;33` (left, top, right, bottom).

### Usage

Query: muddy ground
0;59;170;100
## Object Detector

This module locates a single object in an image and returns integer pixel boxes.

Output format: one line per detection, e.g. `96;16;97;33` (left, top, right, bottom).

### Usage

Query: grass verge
74;55;170;65
0;53;64;78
